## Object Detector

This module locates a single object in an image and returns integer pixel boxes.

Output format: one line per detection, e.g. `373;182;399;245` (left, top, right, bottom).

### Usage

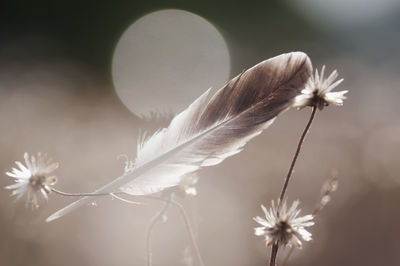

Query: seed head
5;152;58;208
254;199;314;248
294;65;348;110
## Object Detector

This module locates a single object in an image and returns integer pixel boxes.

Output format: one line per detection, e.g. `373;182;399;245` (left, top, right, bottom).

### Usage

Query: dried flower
314;176;339;215
254;199;314;248
294;65;348;110
5;152;58;208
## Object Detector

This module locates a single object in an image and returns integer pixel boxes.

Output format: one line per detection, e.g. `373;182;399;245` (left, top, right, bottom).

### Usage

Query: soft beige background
1;1;400;265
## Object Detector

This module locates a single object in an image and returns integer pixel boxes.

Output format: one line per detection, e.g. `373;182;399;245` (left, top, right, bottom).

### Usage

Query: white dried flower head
253;199;314;248
294;65;348;110
5;152;58;208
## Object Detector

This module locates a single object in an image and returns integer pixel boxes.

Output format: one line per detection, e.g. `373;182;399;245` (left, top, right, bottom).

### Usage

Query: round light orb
112;9;231;116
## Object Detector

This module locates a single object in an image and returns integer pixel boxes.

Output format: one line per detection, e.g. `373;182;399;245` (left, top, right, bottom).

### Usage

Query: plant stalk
146;197;171;266
279;106;317;202
270;243;279;266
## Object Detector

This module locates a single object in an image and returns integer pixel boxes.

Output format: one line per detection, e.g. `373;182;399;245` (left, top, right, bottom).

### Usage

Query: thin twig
146;196;171;266
270;243;279;266
109;193;141;205
312;175;338;216
144;196;205;266
51;188;141;205
50;187;116;197
50;188;203;265
279;106;317;202
275;106;317;265
171;198;205;266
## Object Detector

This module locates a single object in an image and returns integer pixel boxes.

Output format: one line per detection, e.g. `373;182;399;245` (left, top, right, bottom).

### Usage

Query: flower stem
171;199;205;266
51;188;141;206
145;196;205;266
146;197;171;266
50;189;204;265
50;187;115;197
270;243;279;266
279;106;317;202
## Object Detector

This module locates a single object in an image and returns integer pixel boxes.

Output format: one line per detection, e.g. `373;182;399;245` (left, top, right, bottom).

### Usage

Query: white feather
47;51;312;222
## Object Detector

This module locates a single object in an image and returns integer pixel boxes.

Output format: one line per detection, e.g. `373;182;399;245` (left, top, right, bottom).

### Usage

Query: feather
46;51;312;222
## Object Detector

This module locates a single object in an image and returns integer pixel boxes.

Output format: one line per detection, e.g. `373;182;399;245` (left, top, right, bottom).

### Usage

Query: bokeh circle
112;9;231;116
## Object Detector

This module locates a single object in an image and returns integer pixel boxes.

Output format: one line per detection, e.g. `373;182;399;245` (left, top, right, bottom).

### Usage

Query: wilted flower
254;199;314;248
5;152;58;208
294;65;348;110
314;176;339;215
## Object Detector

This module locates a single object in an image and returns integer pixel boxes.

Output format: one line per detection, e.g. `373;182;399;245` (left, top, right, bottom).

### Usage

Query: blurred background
1;0;400;265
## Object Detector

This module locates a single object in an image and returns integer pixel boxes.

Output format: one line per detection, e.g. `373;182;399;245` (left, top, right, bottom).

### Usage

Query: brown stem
270;243;279;266
279;106;317;202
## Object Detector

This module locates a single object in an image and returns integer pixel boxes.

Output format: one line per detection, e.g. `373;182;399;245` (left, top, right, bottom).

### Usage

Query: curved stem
50;188;141;204
146;197;171;266
50;187;118;197
270;243;279;266
144;196;204;266
279;106;317;202
51;188;140;206
109;193;140;205
50;189;203;265
170;199;205;266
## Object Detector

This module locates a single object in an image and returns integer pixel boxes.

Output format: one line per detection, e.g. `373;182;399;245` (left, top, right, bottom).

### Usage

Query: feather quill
47;51;312;222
